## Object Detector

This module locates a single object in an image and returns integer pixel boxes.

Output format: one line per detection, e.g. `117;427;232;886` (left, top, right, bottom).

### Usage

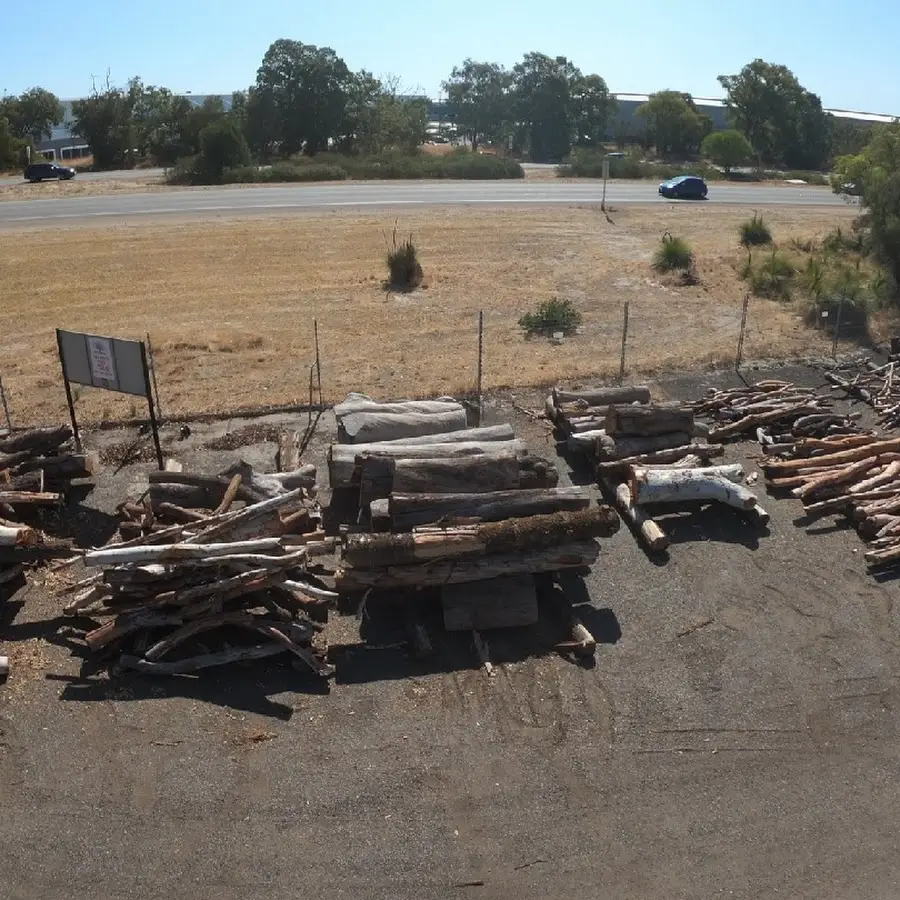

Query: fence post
476;310;484;426
145;332;163;421
314;319;323;406
736;293;750;371
0;374;11;432
832;296;845;358
618;301;630;384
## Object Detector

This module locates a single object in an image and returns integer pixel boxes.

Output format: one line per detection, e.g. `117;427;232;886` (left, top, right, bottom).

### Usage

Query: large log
335;541;601;591
0;425;72;455
630;468;758;510
343;506;617;567
364;424;515;446
596;432;692;461
219;462;317;497
388;487;591;530
552;385;651;406
612;482;668;552
0;523;38;547
605;404;694;438
148;470;264;504
338;409;468;444
334;395;462;419
329;439;527;489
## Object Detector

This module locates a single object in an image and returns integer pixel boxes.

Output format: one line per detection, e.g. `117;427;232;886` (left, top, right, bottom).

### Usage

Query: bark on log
1;471;43;492
0;491;62;506
630;468;759;510
276;429;301;473
149;483;215;510
567;417;609;434
17;453;96;480
605;404;694;438
566;430;606;454
0;523;38;547
595;442;724;475
335;541;601;591
763;439;900;474
388;487;591;530
338;409;467;444
334;395;462;419
329;440;527;489
369;499;391;532
183;488;307;544
84;538;282;567
613;482;668;551
552;385;651;406
366;424;515;446
597;432;692;461
342;506;618;567
0;425;72;455
148;471;264;504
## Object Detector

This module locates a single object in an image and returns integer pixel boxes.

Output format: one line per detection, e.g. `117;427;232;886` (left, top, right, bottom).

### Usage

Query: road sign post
601;157;610;211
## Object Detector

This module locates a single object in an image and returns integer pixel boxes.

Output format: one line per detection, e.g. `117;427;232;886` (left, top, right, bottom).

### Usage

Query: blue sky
3;0;898;113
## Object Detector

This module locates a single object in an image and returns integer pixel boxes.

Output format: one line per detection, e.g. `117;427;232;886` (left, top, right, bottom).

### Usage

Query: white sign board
57;330;148;396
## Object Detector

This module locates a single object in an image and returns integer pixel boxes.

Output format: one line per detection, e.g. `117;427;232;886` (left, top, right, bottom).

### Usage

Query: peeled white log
338;409;467;444
84;538;282;567
613;482;668;551
334;394;461;419
566;430;606;454
641;463;746;484
630;468;759;510
598;432;692;461
366;424;515;446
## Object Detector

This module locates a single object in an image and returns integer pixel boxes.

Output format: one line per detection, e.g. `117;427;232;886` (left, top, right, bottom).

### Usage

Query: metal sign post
476;310;484;426
601;157;610;212
56;329;164;469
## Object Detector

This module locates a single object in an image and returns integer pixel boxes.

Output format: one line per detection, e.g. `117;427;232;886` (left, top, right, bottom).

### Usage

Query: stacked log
65;487;336;676
0;426;90;579
826;359;900;429
334;393;468;444
545;384;652;443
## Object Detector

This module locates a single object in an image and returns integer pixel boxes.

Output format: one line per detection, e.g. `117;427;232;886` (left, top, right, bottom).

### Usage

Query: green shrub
519;298;583;338
739;213;773;247
652;233;694;272
385;227;423;291
197;119;251;181
748;250;796;301
823;224;865;255
781;170;829;186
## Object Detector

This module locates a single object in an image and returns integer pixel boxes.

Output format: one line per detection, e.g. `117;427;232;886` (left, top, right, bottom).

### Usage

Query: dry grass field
0;203;862;424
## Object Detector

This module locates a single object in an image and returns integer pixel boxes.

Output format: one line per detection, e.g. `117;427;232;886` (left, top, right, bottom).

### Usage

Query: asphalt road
0;180;848;226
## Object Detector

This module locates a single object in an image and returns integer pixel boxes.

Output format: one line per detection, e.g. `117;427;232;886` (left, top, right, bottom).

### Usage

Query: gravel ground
2;366;900;899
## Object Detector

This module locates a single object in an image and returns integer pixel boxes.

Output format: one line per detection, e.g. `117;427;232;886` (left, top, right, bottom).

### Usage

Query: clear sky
3;0;898;113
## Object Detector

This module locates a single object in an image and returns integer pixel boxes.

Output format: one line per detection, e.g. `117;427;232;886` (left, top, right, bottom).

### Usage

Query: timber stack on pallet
760;432;900;571
63;488;337;677
328;394;612;648
826;358;900;430
1;425;92;583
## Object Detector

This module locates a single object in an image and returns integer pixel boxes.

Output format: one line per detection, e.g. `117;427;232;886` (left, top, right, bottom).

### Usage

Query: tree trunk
597;432;692;461
338;409;467;444
366;424;515;446
342;506;617;567
335;541;601;591
552;386;651;406
388;487;591;530
0;425;72;455
334;395;463;419
630;468;758;510
0;490;62;506
605;404;694;437
612;482;668;551
329;440;526;489
566;430;606;454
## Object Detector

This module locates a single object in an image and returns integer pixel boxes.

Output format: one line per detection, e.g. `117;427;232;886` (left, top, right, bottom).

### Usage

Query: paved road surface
0;180;848;227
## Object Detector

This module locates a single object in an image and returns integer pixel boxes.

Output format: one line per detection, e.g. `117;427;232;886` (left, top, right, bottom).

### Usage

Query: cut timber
17;453;96;480
84;538;282;567
335;541;600;591
276;429;301;473
0;523;38;547
0;425;71;455
388;487;592;530
552;385;651;406
148;471;264;504
338;409;467;444
367;424;515;446
630;468;758;510
342;507;618;567
612;482;668;551
605;404;694;438
597;432;692;461
329;439;527;489
442;575;538;631
0;491;62;506
763;439;900;474
334;395;463;418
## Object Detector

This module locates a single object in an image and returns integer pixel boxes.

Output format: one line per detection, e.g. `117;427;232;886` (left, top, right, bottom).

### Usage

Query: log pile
65;488;337;676
0;426;91;579
826;359;900;430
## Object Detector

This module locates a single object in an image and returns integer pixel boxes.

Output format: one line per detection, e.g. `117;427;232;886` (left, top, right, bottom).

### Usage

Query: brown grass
0;204;862;425
0;176;165;202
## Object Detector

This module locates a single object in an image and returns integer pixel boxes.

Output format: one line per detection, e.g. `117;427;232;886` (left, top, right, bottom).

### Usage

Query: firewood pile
1;425;93;585
760;434;900;570
826;359;900;430
328;394;614;647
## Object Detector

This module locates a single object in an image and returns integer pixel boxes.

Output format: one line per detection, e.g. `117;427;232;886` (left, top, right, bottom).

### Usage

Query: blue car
659;175;708;200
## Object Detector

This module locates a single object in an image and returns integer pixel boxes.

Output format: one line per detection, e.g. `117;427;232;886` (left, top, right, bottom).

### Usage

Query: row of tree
0;46;884;171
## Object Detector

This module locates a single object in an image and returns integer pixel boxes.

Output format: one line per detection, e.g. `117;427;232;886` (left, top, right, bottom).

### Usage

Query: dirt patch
0;175;166;202
0;204;860;425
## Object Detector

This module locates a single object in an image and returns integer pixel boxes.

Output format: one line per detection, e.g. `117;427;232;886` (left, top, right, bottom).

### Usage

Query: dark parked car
24;162;76;183
659;175;708;200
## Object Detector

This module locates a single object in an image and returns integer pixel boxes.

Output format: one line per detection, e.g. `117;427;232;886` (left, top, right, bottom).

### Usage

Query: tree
571;74;616;148
0;115;28;170
513;53;579;162
196;119;251;180
443;60;512;152
71;79;137;169
718;59;831;169
254;39;353;155
702;129;752;174
0;87;62;143
637;91;709;158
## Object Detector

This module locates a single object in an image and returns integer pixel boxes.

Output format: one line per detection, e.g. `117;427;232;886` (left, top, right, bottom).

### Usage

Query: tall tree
701;129;752;174
443;60;512;152
71;78;137;169
513;53;579;162
718;59;831;169
254;39;352;155
571;73;616;148
0;87;63;143
637;91;710;158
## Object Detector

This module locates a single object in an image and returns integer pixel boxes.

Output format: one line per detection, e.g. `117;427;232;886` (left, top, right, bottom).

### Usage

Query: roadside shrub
739;213;773;247
519;298;582;338
652;232;694;273
823;224;865;256
385;226;423;291
748;250;796;301
197;119;251;182
782;170;829;186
